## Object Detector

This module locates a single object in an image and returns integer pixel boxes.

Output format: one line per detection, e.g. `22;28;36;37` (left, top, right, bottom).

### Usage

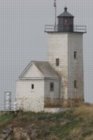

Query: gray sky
0;0;93;109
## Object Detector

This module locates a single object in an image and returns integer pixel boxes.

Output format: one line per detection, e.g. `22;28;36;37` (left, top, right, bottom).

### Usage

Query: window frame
74;80;77;89
50;82;54;92
74;51;77;59
56;58;60;66
31;84;34;90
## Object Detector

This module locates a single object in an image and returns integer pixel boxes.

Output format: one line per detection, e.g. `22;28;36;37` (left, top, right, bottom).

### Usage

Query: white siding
48;33;68;99
47;32;84;101
48;33;68;73
23;64;43;79
16;80;44;112
44;79;60;99
68;33;84;99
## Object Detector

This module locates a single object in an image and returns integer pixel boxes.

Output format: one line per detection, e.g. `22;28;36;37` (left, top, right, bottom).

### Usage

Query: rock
47;135;59;140
0;125;50;140
27;125;37;140
13;127;30;140
0;127;13;140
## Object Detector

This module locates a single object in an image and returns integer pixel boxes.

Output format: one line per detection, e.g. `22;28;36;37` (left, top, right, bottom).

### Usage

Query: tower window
74;51;77;59
50;82;54;91
56;58;59;66
74;80;77;89
31;84;34;89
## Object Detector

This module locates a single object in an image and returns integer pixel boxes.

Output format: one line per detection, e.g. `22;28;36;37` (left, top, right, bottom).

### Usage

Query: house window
31;84;34;89
74;80;77;89
56;58;59;66
50;82;54;91
74;51;77;59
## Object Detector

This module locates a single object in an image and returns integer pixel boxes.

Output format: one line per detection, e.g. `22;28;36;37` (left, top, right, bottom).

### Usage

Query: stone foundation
62;98;84;107
44;98;61;107
44;98;84;108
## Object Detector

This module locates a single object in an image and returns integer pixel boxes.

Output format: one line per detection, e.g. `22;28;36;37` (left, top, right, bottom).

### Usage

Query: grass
0;104;93;139
0;112;15;133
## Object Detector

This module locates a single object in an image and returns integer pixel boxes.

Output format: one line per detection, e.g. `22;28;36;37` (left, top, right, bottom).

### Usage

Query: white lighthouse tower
45;7;86;106
16;6;87;112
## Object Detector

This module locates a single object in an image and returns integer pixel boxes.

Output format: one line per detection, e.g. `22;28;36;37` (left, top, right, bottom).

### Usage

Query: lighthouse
45;7;86;106
16;7;87;112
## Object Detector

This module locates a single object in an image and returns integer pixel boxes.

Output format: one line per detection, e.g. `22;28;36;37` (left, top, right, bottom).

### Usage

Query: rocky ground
0;104;93;140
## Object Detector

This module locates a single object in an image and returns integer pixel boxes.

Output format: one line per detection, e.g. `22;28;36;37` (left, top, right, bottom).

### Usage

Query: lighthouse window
56;58;59;66
50;82;54;91
31;84;34;89
74;80;77;89
74;51;77;59
64;19;68;25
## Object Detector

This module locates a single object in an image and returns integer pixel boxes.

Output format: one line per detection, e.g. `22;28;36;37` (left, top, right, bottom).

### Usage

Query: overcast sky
0;0;93;109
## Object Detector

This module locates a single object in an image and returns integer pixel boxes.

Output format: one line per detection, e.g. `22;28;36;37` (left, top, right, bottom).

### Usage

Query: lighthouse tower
45;7;86;106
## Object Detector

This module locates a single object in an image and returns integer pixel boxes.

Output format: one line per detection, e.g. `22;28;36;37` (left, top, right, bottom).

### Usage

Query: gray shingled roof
58;7;74;17
19;61;59;79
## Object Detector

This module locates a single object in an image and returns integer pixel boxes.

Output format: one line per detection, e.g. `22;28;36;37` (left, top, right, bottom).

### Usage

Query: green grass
0;113;13;122
12;110;83;139
0;113;15;133
1;105;93;139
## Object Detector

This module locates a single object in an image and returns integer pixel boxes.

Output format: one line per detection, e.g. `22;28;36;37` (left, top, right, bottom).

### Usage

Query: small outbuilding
16;61;60;112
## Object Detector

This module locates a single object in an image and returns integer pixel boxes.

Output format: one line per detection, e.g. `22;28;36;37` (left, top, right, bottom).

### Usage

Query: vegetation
0;104;93;140
0;113;14;132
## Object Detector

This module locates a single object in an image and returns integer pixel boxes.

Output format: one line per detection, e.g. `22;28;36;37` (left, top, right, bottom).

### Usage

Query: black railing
45;25;87;33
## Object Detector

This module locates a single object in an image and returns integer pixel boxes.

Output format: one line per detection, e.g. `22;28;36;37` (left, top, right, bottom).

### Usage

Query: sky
0;0;93;110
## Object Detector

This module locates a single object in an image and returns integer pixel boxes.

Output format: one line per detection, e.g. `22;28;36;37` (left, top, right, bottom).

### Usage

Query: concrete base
44;108;69;113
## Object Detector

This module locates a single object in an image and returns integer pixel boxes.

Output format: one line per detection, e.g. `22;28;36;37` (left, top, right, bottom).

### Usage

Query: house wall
16;80;44;112
22;63;43;79
44;79;60;106
68;33;84;100
48;33;68;100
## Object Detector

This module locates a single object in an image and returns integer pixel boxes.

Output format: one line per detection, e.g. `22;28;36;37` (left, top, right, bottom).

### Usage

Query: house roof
19;61;59;80
58;7;74;18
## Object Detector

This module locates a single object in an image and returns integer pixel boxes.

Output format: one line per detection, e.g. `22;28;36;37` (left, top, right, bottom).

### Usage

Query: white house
16;61;60;112
16;7;86;112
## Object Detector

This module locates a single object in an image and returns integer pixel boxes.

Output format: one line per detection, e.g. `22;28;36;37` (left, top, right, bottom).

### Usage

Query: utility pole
54;0;57;31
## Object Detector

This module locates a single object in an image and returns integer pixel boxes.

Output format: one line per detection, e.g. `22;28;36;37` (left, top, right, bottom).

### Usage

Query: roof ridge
58;7;74;17
19;61;59;79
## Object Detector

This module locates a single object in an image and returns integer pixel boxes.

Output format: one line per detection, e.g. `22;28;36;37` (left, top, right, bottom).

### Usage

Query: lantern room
57;7;74;32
